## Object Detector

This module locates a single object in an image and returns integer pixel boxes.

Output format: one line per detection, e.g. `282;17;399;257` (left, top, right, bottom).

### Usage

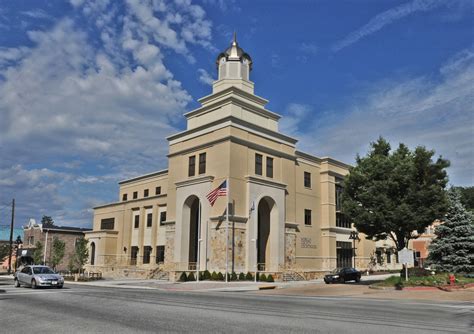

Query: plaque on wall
301;237;316;249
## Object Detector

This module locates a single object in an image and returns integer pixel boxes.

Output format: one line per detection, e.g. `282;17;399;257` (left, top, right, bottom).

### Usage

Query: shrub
211;271;218;280
400;267;430;278
259;273;267;281
179;272;187;282
217;272;224;280
239;272;246;280
188;272;196;281
203;270;211;280
231;272;238;281
266;274;274;282
246;272;253;280
198;271;204;280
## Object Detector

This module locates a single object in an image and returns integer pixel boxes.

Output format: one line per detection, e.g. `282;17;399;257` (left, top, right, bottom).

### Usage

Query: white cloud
21;9;53;20
197;68;214;85
297;47;474;185
0;1;214;226
280;103;312;136
332;0;449;52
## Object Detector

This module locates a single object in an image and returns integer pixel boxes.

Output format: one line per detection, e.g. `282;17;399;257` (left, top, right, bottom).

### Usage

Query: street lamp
348;231;359;268
14;236;23;271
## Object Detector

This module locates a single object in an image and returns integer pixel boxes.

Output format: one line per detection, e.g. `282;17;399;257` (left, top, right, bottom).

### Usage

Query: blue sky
0;0;472;228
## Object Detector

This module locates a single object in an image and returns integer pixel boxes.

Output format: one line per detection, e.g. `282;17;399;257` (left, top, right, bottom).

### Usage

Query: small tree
32;241;43;264
427;189;474;273
74;237;89;273
51;237;66;270
342;137;450;251
0;244;10;262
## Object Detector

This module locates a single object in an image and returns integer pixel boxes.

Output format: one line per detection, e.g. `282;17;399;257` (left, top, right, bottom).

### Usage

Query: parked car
14;265;64;289
324;267;361;284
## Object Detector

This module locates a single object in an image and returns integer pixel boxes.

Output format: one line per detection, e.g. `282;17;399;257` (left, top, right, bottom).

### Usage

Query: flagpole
225;178;229;283
197;201;201;282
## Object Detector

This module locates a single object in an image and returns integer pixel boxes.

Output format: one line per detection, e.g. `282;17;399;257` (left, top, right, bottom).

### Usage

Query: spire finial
232;31;237;46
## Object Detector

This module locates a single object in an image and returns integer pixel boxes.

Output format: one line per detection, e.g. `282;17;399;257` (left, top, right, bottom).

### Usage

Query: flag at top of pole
206;180;228;206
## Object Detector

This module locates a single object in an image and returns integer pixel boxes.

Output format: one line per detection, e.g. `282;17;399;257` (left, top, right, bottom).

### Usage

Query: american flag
206;180;227;206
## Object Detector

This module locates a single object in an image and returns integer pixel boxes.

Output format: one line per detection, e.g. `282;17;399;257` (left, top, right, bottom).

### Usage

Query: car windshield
331;269;341;274
33;267;55;274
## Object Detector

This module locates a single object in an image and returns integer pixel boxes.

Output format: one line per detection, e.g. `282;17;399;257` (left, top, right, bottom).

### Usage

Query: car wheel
14;279;20;288
325;281;329;284
31;279;37;289
355;276;360;283
57;285;63;289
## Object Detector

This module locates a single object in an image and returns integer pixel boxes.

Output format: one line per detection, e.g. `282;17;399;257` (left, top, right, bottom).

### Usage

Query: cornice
175;175;215;188
94;194;167;210
119;169;168;185
245;176;287;190
197;85;269;107
168;135;297;162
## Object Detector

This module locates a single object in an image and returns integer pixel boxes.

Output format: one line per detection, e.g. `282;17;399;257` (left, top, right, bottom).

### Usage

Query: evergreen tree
41;215;55;228
0;244;10;262
427;188;474;273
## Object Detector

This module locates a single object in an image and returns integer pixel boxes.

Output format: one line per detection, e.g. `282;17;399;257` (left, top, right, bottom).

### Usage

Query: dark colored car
324;267;361;284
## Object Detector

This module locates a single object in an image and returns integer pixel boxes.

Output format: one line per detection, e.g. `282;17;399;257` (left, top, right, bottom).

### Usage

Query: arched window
90;242;95;266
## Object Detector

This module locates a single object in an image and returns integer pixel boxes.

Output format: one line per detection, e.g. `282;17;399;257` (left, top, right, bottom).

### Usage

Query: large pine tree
427;188;474;273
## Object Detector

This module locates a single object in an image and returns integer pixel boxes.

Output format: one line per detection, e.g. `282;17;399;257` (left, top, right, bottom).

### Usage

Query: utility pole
7;198;15;275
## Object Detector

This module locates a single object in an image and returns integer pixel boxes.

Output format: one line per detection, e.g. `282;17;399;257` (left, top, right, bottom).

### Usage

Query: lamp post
14;235;23;271
349;231;359;268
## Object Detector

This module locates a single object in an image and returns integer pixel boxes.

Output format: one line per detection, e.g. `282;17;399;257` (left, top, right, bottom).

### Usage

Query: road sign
398;248;414;266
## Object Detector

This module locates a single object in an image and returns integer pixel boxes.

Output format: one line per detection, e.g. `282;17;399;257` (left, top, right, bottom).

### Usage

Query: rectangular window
160;211;167;225
155;186;161;195
130;246;139;265
143;246;152;264
255;153;263;175
335;182;343;212
144;189;149;197
198;153;206;174
266;157;273;178
386;251;391;264
304;209;312;226
304;172;311;188
133;191;138;199
122;193;128;201
156;245;165;264
100;218;115;230
146;213;152;228
336;212;351;228
28;236;34;245
134;215;140;228
188;156;196;177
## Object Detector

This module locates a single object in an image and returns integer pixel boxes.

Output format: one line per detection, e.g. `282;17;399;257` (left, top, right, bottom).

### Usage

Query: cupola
213;33;254;94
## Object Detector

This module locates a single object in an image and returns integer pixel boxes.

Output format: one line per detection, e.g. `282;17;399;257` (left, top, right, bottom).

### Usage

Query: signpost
398;248;414;281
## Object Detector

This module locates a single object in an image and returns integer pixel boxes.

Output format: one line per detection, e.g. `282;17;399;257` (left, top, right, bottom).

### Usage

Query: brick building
23;219;91;271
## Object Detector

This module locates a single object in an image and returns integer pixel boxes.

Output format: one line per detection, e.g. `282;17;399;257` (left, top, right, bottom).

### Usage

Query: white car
15;265;64;289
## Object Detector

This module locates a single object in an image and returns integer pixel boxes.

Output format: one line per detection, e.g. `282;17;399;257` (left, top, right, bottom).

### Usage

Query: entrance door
336;241;352;268
188;198;200;269
257;199;271;271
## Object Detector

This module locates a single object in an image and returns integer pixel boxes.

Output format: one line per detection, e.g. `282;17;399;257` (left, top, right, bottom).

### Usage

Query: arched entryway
183;195;201;269
257;197;277;271
90;242;95;266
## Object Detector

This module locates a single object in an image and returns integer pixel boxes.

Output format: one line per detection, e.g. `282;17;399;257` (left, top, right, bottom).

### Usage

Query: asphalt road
0;282;472;333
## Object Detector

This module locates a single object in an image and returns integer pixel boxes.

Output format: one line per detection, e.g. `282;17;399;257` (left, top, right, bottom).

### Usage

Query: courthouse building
86;36;385;280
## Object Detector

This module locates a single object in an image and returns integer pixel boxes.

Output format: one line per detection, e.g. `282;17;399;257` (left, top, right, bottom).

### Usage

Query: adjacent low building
23;219;91;271
87;36;403;280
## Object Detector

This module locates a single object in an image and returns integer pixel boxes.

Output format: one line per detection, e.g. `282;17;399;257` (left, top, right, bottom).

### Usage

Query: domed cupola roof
216;32;252;70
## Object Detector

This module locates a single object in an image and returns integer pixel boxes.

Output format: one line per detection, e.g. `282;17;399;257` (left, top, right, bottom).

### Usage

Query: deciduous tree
51;237;65;270
32;241;43;264
74;237;89;273
342;137;450;251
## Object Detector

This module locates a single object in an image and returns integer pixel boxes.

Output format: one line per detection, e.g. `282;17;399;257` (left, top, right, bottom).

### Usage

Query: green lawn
372;273;474;288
